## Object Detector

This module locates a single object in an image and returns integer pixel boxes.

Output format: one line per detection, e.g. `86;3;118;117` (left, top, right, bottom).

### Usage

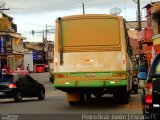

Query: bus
53;14;134;105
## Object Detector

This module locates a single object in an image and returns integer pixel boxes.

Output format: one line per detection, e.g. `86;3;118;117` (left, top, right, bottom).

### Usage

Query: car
44;64;49;72
0;74;45;102
138;53;160;119
35;64;45;73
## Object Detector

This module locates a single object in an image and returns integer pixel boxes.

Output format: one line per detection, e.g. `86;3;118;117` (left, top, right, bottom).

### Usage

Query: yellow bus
53;14;134;105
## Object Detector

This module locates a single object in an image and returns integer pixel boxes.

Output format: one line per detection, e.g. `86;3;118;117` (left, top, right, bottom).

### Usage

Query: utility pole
45;24;47;43
82;0;85;14
42;32;45;52
44;25;54;64
132;0;141;31
137;0;142;31
132;0;142;66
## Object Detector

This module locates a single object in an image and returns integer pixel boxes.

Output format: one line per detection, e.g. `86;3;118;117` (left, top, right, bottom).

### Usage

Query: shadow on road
76;96;124;108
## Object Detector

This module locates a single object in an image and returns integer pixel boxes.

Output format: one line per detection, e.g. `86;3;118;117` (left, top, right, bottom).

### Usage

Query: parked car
44;64;49;72
138;53;160;119
35;64;45;73
0;74;45;102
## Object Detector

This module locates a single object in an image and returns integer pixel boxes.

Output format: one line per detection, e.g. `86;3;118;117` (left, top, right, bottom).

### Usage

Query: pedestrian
27;64;30;72
20;64;24;70
7;64;12;73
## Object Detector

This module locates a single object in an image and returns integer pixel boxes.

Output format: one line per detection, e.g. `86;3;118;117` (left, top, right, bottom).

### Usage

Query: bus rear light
56;74;68;78
110;81;119;84
112;73;126;77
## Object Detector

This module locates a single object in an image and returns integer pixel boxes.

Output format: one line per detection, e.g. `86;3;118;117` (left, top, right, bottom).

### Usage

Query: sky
1;0;160;42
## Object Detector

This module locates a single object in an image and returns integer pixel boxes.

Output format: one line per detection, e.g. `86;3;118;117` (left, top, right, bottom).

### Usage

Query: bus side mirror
138;72;147;80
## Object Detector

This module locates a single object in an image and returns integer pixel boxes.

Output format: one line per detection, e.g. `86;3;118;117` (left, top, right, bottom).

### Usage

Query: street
0;73;143;115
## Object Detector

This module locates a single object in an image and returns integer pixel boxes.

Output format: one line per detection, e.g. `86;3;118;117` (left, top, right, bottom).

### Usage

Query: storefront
0;33;24;73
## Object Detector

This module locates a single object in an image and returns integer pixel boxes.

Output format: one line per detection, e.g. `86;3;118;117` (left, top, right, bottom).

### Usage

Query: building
0;13;24;72
24;41;54;65
138;2;160;66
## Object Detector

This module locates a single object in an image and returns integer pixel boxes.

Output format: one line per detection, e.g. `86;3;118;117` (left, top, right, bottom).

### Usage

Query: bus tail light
56;74;68;78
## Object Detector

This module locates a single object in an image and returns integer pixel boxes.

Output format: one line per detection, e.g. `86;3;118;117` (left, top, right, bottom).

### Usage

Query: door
152;56;160;105
25;75;40;96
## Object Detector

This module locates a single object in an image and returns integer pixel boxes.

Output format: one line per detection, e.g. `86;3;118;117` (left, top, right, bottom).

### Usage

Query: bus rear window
61;18;120;47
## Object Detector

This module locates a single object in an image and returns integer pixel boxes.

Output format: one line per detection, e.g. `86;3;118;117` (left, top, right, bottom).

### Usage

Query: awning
0;31;25;39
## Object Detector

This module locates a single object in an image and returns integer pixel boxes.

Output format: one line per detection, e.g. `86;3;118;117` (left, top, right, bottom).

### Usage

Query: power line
5;0;149;14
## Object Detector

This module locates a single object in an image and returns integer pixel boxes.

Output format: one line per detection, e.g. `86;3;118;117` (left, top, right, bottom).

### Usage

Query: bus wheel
78;93;85;105
86;93;91;99
114;91;129;104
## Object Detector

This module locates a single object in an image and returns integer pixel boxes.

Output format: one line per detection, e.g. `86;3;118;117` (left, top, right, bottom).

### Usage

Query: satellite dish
109;7;122;15
0;1;5;13
0;1;5;8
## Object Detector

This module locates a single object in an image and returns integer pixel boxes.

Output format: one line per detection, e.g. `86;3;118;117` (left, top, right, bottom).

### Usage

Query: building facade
138;2;160;66
0;13;24;72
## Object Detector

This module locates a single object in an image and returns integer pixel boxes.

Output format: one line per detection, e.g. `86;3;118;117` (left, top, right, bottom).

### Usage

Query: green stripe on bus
54;79;128;88
105;80;128;87
54;79;76;87
54;71;127;77
77;80;104;87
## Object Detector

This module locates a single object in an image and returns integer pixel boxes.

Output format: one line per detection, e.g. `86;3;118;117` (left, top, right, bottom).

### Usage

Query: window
0;75;13;82
154;13;160;34
26;75;35;83
158;15;160;34
60;17;121;52
18;75;28;84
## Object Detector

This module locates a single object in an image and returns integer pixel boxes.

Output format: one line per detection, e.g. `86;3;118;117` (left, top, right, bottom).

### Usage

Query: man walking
27;64;30;72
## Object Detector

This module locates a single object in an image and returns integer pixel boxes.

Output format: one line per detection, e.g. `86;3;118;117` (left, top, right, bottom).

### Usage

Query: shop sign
0;36;4;53
33;50;38;60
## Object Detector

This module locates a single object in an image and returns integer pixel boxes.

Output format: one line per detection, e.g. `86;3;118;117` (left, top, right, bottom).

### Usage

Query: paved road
0;72;143;119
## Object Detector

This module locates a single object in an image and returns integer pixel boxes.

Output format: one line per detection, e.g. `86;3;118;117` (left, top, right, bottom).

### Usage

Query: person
20;64;24;70
16;66;20;71
2;64;7;74
27;64;30;72
7;64;12;73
